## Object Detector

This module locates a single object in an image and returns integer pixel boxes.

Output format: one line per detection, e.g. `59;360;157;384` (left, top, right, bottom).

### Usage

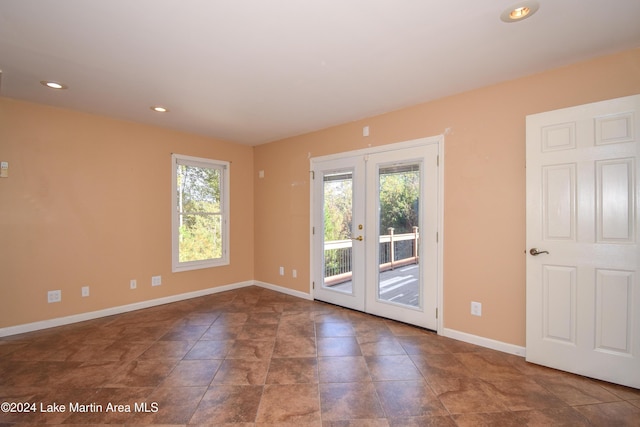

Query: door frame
309;136;444;333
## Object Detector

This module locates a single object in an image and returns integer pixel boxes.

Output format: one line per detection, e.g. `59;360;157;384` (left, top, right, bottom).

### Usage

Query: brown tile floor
1;286;639;426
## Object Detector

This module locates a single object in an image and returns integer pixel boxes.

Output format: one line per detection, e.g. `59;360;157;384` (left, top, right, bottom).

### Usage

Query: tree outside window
172;154;229;272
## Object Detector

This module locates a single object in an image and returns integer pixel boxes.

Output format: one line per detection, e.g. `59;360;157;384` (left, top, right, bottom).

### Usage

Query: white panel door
526;94;640;388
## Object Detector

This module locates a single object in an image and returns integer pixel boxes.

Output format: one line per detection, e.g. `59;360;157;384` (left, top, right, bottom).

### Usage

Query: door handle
351;236;363;241
529;248;549;256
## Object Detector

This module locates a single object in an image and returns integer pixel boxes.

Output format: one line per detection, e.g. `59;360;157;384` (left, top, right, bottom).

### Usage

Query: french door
311;140;440;329
312;155;367;312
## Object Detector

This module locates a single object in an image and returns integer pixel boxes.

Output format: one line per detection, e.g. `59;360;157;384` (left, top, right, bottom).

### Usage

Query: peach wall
1;49;638;343
0;98;254;328
253;48;640;346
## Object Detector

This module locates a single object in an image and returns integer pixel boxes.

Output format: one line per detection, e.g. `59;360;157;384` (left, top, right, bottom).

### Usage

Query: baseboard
442;327;526;357
253;281;313;300
0;280;255;338
1;281;524;360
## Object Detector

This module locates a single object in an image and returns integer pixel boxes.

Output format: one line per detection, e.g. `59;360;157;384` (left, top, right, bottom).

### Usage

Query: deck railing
324;227;419;286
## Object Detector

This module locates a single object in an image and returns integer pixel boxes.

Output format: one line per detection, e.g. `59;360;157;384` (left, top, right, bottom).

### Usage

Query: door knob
529;248;549;256
351;236;363;241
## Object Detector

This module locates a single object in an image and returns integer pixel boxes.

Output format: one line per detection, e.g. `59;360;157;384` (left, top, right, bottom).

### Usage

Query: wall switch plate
48;290;62;303
0;161;8;178
152;275;162;286
279;266;284;276
292;269;297;278
81;286;90;297
130;279;137;289
471;301;482;316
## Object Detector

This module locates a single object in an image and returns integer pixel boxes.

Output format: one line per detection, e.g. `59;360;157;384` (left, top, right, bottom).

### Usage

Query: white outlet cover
81;286;90;297
471;301;482;316
48;290;62;303
130;279;137;289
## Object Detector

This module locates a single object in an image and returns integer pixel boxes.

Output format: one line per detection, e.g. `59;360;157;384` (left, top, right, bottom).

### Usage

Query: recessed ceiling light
40;80;68;90
151;106;169;113
501;0;539;23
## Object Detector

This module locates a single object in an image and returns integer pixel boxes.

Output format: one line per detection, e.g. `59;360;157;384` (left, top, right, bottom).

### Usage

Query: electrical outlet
130;279;137;289
279;266;284;276
81;286;90;297
292;269;297;278
152;275;162;286
471;301;482;316
48;290;62;303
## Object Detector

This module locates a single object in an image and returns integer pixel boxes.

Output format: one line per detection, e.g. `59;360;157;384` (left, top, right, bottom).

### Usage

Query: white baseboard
253;281;313;300
0;280;255;338
442;327;526;357
1;280;525;361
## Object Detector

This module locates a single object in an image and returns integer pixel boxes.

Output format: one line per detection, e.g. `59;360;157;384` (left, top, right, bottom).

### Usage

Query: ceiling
1;1;639;146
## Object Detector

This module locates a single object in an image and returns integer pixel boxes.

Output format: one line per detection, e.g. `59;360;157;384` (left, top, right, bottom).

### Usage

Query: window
172;154;229;272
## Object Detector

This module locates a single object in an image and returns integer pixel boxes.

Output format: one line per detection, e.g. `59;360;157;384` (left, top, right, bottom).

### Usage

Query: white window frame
171;153;230;272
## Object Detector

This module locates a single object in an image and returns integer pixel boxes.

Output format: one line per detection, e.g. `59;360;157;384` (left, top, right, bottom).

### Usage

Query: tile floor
1;286;639;426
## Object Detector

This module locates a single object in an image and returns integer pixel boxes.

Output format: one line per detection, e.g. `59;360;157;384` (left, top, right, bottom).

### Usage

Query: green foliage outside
323;168;420;240
323;176;353;276
378;169;420;234
323;177;353;241
177;164;222;262
322;167;419;277
179;215;222;262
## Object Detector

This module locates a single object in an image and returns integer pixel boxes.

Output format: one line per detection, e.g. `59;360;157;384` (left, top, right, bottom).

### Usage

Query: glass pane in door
323;170;354;294
377;163;421;307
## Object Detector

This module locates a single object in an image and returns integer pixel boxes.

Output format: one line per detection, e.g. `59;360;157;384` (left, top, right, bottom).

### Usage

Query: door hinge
436;307;438;319
436;232;439;243
437;155;439;167
313;281;315;289
312;226;315;235
310;170;315;180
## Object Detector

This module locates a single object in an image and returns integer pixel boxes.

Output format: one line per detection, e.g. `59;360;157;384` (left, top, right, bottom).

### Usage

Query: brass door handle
351;236;363;241
529;248;549;256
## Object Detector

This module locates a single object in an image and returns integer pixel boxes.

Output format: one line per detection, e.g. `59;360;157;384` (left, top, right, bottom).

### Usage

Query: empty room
1;1;640;425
